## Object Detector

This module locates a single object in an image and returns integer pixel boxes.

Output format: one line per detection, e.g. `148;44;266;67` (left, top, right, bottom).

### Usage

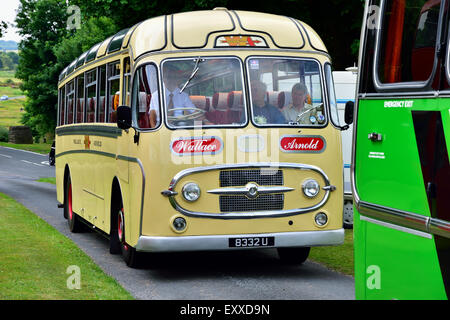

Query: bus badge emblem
84;135;91;150
279;135;326;153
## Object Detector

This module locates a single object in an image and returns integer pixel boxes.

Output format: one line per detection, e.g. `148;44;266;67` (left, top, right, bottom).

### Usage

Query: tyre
277;247;310;265
65;175;83;233
117;207;141;268
343;200;353;229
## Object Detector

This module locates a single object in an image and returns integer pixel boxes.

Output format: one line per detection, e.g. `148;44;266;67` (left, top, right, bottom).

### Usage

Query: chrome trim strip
135;228;344;252
166;162;333;219
207;185;294;195
429;218;450;239
360;215;432;239
357;201;450;239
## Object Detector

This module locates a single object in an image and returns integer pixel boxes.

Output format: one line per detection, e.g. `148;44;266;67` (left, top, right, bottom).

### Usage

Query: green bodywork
354;97;449;300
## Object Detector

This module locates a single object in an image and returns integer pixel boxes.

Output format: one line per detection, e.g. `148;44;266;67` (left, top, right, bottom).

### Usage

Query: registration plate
229;236;275;248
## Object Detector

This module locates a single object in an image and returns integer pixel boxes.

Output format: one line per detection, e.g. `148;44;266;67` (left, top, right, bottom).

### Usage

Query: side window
66;80;75;125
122;57;131;106
325;64;340;127
98;65;106;122
107;61;120;123
76;75;84;123
86;69;97;123
376;0;441;85
132;64;159;129
59;86;65;125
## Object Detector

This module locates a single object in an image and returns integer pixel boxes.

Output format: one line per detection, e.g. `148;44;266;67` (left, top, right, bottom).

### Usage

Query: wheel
117;207;141;268
343;201;353;229
65;175;83;233
277;247;310;265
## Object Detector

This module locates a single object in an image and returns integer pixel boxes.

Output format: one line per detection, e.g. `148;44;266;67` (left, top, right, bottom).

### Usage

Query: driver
281;83;318;124
149;64;196;127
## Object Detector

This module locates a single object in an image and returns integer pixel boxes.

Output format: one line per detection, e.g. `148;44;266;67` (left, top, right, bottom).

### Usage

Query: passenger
282;83;316;124
149;64;196;127
250;80;286;125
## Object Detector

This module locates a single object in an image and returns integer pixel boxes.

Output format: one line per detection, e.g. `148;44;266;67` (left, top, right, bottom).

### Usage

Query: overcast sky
0;0;22;42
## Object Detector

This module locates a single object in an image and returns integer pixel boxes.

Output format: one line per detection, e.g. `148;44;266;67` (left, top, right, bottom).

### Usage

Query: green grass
0;142;52;154
0;70;20;83
0;97;25;127
309;229;354;276
0;86;23;97
36;177;56;185
0;192;134;300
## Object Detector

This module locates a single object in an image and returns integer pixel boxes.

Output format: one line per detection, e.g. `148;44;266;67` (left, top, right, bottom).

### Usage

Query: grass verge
36;177;56;185
0;142;52;155
0;192;134;300
309;229;354;276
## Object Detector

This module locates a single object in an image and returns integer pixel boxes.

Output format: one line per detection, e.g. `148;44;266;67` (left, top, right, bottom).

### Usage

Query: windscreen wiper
180;56;204;93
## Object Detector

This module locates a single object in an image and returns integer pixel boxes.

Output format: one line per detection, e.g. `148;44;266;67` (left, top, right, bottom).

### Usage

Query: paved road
0;146;355;300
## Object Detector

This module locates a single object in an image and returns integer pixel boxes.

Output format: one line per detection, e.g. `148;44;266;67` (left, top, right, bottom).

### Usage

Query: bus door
354;0;449;299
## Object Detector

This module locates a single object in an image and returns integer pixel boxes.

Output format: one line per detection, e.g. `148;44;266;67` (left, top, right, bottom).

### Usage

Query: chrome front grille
219;169;283;187
219;194;284;212
219;169;284;212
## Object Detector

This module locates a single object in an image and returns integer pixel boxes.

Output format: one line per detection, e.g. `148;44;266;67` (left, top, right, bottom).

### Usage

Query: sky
0;0;22;42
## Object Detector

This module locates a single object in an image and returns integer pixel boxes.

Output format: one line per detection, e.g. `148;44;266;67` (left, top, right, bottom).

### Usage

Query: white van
333;66;357;228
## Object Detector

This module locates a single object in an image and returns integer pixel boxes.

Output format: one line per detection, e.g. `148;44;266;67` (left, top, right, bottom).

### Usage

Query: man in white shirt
149;65;196;127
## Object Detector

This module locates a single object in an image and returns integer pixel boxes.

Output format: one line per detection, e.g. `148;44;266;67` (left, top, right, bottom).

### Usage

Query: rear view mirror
344;101;354;125
117;105;132;130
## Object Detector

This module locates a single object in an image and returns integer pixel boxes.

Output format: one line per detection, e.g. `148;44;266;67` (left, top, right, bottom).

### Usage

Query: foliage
15;0;69;139
0;21;7;38
0;126;8;142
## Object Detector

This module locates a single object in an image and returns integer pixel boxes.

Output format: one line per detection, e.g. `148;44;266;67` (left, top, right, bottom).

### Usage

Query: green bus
350;0;449;299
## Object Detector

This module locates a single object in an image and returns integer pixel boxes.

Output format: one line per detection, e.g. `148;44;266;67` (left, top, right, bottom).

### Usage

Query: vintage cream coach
56;8;345;267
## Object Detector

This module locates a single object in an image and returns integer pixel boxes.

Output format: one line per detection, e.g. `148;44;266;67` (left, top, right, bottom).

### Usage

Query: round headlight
182;182;201;202
302;179;320;198
315;212;328;226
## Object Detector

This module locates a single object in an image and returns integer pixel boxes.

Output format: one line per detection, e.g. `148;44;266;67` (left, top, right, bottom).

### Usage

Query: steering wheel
167;107;206;121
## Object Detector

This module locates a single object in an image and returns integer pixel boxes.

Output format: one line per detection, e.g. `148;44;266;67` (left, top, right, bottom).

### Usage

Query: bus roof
59;8;328;83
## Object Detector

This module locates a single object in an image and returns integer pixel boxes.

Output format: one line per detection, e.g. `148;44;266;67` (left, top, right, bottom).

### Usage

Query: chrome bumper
135;228;344;252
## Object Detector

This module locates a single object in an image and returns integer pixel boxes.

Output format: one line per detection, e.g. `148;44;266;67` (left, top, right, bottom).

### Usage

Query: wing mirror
344;101;354;125
116;105;132;130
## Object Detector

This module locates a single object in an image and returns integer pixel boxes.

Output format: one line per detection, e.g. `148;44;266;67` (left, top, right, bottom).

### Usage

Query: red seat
137;92;151;128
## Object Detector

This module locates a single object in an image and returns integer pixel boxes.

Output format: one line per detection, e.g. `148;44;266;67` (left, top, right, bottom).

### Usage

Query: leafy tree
15;0;69;138
0;21;7;38
0;53;14;70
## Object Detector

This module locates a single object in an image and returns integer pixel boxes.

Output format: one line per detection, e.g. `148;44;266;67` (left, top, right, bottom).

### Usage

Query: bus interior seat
138;91;150;128
227;90;243;123
207;92;230;124
76;98;84;123
87;97;96;122
267;91;286;109
67;99;74;124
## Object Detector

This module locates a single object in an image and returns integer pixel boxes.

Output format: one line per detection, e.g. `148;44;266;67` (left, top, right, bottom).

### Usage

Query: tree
15;0;69;138
0;21;7;38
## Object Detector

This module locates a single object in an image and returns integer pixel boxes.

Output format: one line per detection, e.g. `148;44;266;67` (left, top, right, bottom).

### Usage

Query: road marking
21;159;45;167
0;146;47;157
0;153;12;158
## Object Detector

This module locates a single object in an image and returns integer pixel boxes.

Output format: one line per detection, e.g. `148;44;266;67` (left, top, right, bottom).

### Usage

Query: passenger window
98;65;106;122
377;0;441;84
76;75;84;123
59;86;65;125
122;57;131;106
86;69;97;123
107;61;120;123
132;64;159;129
66;80;75;125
